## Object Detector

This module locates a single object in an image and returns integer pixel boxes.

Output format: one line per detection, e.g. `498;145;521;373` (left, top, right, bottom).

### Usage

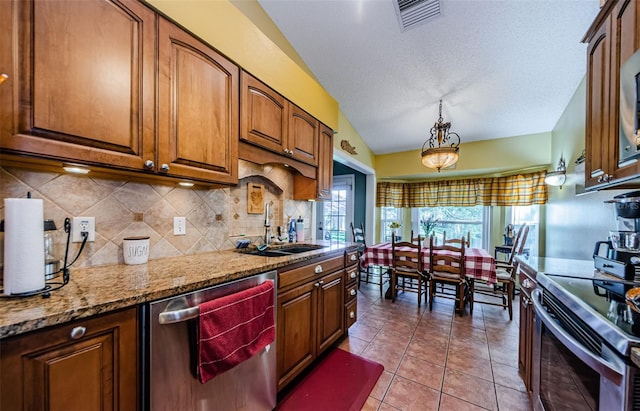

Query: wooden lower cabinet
518;265;537;391
0;307;138;411
277;257;345;391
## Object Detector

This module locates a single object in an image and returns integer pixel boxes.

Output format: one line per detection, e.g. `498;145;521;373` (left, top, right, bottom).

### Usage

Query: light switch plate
174;217;186;236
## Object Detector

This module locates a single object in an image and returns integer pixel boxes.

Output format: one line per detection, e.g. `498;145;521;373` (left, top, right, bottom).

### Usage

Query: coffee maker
594;191;640;297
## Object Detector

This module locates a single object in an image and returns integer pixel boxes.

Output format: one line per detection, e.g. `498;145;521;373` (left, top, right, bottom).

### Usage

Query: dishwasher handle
158;306;200;324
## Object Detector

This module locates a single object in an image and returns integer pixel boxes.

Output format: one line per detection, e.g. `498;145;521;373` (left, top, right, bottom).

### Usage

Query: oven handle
158;306;200;324
531;289;623;385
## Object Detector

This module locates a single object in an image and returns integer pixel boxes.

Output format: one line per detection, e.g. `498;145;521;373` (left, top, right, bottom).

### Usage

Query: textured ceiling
257;0;601;156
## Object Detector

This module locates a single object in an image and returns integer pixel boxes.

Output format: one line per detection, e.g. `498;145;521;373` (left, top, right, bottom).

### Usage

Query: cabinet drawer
346;250;359;267
279;255;344;290
345;299;357;329
346;266;359;284
345;281;357;303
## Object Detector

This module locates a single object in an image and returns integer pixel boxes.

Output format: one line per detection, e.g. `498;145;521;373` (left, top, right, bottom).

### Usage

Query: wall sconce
545;157;566;188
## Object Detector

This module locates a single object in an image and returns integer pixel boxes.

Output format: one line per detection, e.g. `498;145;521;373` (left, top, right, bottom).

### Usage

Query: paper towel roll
4;198;45;294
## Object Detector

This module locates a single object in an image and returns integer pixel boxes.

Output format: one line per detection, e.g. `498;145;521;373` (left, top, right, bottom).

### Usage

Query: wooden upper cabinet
240;71;319;166
1;0;156;170
609;0;640;183
157;18;238;184
317;123;334;200
241;71;289;154
585;15;612;189
288;104;319;166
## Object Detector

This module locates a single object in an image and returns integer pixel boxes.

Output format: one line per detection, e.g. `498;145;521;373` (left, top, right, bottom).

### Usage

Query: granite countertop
0;241;355;339
516;255;596;278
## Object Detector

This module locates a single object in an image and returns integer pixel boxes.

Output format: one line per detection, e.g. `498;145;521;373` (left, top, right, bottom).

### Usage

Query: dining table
360;241;497;285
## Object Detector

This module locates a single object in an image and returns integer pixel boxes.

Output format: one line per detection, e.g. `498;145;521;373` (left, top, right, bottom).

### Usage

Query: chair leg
429;279;435;311
468;279;474;315
507;282;513;321
391;271;397;303
457;284;464;316
417;276;422;308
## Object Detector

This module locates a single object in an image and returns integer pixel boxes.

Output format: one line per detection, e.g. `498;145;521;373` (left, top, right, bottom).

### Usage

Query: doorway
317;175;354;244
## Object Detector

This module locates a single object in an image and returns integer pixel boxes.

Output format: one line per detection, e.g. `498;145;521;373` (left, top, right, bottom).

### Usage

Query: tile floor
338;279;534;411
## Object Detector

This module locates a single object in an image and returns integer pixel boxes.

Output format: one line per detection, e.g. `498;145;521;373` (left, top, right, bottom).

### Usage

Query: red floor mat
276;348;384;411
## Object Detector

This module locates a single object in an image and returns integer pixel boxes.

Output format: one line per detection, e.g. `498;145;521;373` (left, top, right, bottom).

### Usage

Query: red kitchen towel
198;280;275;384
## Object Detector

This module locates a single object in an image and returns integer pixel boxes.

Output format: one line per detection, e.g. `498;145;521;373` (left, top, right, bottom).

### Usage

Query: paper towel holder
1;217;88;299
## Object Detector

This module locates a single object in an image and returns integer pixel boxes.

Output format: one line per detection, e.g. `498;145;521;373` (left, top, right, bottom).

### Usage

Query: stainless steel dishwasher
144;270;277;411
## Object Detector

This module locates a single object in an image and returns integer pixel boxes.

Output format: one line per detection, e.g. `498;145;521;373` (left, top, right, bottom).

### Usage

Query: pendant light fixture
421;100;461;172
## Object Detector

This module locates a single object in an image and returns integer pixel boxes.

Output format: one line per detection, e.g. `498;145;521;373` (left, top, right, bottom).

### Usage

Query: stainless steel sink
238;244;326;257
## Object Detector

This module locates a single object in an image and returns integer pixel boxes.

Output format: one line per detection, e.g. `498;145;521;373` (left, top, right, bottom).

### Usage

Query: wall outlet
72;216;95;243
174;217;186;236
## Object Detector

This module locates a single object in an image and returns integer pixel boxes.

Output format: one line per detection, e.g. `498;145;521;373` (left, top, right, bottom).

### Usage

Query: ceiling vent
394;0;441;32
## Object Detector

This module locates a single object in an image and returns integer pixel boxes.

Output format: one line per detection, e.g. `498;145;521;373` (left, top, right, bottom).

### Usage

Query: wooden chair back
392;233;422;275
429;235;466;280
442;231;470;248
508;224;529;266
350;222;366;246
409;229;423;245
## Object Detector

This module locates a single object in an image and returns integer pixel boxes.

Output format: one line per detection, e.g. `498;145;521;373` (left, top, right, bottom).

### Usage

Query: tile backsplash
0;160;313;268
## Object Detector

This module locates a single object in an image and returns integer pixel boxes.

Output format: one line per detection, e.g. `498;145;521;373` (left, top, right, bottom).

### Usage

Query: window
380;207;403;241
509;205;539;256
411;206;488;248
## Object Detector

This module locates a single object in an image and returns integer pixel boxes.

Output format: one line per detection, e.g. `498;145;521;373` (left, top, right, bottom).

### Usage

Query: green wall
333;162;367;231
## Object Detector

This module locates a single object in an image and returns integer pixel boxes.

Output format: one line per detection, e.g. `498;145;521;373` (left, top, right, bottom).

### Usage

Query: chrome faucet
264;202;271;246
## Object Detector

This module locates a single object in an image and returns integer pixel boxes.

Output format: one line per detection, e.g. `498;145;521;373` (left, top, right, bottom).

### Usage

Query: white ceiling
257;0;601;156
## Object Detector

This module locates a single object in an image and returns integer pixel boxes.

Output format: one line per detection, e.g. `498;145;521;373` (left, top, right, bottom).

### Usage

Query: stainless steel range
533;271;640;411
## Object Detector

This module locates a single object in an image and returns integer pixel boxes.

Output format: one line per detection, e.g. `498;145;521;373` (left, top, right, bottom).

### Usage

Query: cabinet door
1;0;155;170
240;71;289;155
277;281;317;391
611;0;640;182
316;270;344;353
585;16;612;189
157;18;238;184
317;123;334;200
0;308;138;411
288;104;319;166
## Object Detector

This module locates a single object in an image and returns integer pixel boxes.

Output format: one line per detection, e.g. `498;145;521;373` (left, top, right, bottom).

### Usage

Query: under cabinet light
178;182;194;187
62;164;90;174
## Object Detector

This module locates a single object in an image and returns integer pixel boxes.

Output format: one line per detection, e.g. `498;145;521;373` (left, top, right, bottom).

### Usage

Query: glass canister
44;219;60;280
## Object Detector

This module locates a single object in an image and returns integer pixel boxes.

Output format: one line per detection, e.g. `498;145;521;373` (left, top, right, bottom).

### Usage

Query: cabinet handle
70;326;86;339
144;160;154;169
349;311;355;319
350;289;357;296
289;150;294;157
0;73;8;85
315;265;323;274
350;271;357;279
160;163;170;172
314;280;324;287
521;278;533;289
350;254;357;261
284;148;290;154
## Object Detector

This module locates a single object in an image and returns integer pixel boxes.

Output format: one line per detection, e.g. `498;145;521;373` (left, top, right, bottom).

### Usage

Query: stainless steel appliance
619;48;640;166
532;273;640;410
144;271;277;411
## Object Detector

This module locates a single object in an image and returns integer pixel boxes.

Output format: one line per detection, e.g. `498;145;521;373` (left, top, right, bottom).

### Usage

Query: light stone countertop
0;241;355;339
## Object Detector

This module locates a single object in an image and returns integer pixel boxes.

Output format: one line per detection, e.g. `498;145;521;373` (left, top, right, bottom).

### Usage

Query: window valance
376;171;548;207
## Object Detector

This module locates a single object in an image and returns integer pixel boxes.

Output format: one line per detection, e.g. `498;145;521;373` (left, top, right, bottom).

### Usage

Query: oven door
531;288;634;411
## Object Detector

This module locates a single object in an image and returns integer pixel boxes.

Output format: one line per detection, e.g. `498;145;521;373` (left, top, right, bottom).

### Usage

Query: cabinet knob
349;311;355;319
350;289;357;296
160;163;170;172
314;280;324;287
315;265;323;274
284;148;290;154
70;326;86;339
144;160;154;169
289;150;294;157
350;254;357;261
522;278;533;289
0;73;8;85
350;271;357;279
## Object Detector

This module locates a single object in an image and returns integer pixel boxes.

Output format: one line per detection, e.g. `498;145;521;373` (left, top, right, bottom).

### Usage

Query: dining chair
427;235;471;316
351;222;387;297
442;230;470;248
472;224;529;320
391;233;426;307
